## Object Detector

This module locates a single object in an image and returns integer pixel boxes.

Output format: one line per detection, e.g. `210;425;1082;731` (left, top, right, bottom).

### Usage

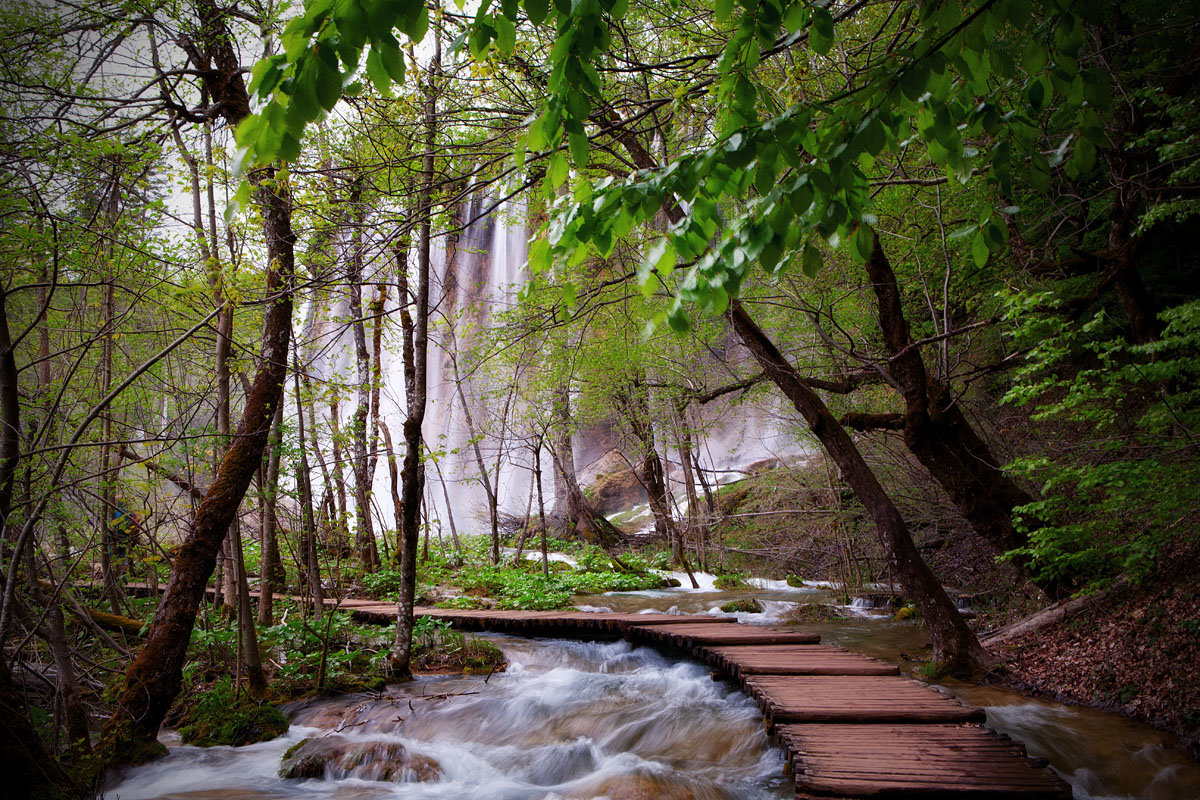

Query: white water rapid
104;638;793;799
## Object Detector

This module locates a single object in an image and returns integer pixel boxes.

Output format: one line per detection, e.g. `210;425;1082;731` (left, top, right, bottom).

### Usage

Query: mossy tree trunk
96;0;295;764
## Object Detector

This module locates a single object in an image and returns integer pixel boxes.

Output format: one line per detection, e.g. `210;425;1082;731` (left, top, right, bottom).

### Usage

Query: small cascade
104;638;793;800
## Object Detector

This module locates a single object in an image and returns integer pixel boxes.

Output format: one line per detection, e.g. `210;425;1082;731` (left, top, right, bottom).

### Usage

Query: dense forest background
1;0;1198;796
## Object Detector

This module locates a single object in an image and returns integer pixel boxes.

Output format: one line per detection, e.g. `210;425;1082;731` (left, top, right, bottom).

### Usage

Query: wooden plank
744;675;985;724
779;724;1071;799
696;644;899;677
627;622;821;648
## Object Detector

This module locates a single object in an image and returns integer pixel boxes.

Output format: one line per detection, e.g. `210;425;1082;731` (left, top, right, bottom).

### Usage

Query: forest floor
991;538;1200;759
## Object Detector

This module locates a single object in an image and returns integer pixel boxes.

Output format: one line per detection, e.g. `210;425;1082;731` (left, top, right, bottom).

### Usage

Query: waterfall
302;195;814;541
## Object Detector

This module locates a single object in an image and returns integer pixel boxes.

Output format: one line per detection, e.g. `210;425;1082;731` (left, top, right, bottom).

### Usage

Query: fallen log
982;579;1125;646
85;607;147;637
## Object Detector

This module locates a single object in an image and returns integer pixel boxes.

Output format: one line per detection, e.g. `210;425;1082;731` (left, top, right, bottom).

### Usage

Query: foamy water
104;638;792;800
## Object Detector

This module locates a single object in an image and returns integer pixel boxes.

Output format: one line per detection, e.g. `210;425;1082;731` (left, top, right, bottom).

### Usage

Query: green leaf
525;0;548;25
234;113;267;149
801;243;822;277
1021;39;1047;74
972;231;990;268
783;2;807;34
810;7;834;55
1071;136;1097;173
528;239;551;273
715;0;734;21
852;225;874;263
947;224;977;241
379;41;406;83
568;131;589;167
640;238;675;286
548;151;569;186
405;1;430;42
527;116;546;151
365;48;391;94
494;13;516;54
667;303;691;333
315;54;343;110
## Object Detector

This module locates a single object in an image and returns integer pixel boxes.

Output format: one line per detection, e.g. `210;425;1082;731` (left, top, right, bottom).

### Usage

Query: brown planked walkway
779;723;1070;799
626;621;822;648
742;675;986;725
698;644;900;678
121;584;1068;798
381;607;1067;799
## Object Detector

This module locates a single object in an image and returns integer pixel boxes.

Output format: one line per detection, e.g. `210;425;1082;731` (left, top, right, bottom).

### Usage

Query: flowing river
105;574;1200;800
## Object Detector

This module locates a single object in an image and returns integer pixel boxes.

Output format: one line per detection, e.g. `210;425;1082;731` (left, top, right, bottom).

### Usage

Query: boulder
568;774;702;800
279;735;442;783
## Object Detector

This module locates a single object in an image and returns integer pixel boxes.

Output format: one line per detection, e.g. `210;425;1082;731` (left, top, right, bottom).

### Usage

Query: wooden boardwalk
122;587;1070;797
366;603;1068;799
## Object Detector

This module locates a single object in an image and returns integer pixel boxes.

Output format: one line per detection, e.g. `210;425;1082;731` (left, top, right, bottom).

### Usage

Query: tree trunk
726;299;989;674
391;24;439;677
294;358;324;618
329;398;349;557
0;291;19;540
96;0;296;762
98;270;125;614
379;420;404;561
452;365;501;563
613;379;676;547
258;401;284;625
0;299;78;798
347;188;379;571
231;516;267;699
535;440;549;577
0;659;76;800
548;442;623;549
431;454;461;554
551;386;578;527
863;238;1040;581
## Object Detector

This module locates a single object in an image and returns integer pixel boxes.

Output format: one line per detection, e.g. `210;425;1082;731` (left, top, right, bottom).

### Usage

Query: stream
105;572;1200;800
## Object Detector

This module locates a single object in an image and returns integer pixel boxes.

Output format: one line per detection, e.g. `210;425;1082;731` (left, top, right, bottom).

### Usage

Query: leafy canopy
242;0;1103;332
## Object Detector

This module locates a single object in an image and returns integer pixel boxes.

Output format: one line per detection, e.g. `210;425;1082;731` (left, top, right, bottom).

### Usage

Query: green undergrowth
359;540;672;610
713;572;750;590
411;617;506;674
175;678;288;747
182;605;392;704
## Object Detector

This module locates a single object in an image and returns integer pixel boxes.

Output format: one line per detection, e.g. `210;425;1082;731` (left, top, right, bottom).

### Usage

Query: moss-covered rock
782;603;848;623
413;633;507;675
719;598;764;613
713;573;749;591
280;735;442;782
175;679;288;747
